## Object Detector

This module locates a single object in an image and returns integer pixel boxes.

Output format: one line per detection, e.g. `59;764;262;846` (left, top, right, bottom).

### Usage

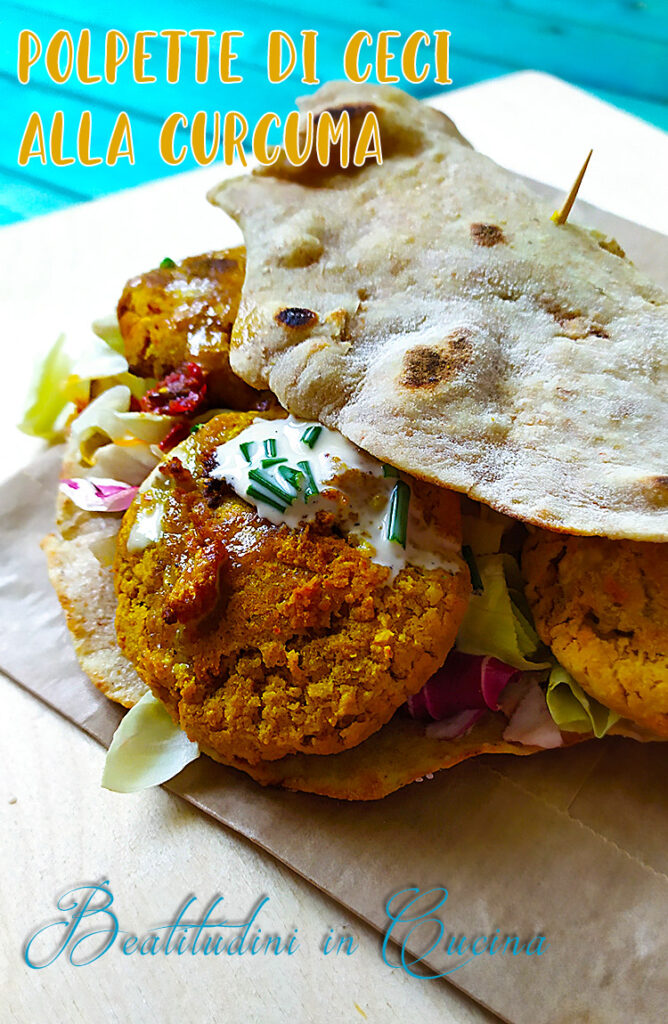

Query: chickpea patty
114;412;470;764
117;249;270;409
523;530;668;737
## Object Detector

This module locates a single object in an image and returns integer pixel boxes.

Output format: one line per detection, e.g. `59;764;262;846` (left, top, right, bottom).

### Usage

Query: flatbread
43;440;148;708
209;82;668;542
202;713;543;801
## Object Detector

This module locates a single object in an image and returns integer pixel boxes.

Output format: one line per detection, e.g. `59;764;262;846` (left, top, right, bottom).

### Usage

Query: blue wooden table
2;0;667;225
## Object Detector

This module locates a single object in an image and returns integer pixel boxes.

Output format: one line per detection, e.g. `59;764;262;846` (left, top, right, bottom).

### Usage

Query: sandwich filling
31;239;667;799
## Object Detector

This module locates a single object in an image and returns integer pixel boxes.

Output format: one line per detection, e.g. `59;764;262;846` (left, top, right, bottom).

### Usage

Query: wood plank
3;0;665;224
3;75;167;196
10;0;667;101
236;0;668;100
0;167;86;218
492;0;668;45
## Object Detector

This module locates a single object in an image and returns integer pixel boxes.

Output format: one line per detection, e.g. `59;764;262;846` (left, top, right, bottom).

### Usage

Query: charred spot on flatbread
540;298;610;339
275;307;319;329
641;475;668;507
400;330;472;389
597;236;626;259
471;223;506;247
313;102;375;124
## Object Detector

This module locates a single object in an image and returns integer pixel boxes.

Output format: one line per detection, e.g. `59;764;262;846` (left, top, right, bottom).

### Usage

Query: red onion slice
425;709;485;740
60;478;139;513
408;651;519;722
503;681;564;749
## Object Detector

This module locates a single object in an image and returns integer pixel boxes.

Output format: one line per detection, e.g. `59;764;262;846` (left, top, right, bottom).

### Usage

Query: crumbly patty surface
522;530;668;737
114;412;470;763
117;249;268;409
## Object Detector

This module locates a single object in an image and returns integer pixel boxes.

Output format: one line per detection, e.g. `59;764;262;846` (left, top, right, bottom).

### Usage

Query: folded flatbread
209;82;668;542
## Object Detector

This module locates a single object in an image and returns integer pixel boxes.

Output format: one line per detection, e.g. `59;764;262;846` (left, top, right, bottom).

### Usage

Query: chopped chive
160;257;176;268
382;463;399;477
296;460;319;498
248;468;296;503
263;438;277;458
240;441;256;463
246;484;287;513
261;457;288;468
462;545;484;594
387;480;410;547
278;465;304;489
301;425;322;449
190;422;204;434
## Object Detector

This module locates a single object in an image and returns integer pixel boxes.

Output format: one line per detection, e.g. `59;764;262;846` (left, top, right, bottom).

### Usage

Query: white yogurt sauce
126;463;170;553
127;501;165;553
209;415;460;578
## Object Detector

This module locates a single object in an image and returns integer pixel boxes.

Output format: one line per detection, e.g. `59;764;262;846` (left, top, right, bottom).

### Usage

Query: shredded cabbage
64;334;129;406
92;313;126;355
546;664;620;738
69;385;174;478
87;441;162;486
19;319;151;442
101;692;200;793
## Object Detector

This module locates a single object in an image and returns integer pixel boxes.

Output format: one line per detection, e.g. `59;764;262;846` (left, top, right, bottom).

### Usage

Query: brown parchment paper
1;196;667;1024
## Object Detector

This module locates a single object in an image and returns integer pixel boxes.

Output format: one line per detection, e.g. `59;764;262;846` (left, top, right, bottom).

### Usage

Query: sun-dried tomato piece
140;362;208;416
159;420;192;452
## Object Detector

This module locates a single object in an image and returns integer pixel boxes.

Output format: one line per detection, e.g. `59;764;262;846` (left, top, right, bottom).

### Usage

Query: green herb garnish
160;257;176;269
240;441;256;463
190;423;204;434
278;465;304;490
246;484;287;513
301;426;322;449
248;468;296;504
387;480;410;547
462;545;484;594
263;438;277;458
382;463;399;477
296;460;319;498
261;457;288;468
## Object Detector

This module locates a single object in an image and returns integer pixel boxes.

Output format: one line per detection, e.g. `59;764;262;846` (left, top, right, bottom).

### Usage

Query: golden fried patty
114;412;470;764
117;249;268;409
523;530;668;737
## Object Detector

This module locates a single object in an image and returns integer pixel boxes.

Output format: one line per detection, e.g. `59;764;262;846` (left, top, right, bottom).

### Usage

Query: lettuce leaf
19;334;73;441
546;664;620;738
461;507;513;557
101;692;200;793
456;553;551;670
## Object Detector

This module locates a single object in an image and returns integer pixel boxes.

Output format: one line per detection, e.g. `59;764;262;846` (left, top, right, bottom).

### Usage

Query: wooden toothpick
551;149;593;225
